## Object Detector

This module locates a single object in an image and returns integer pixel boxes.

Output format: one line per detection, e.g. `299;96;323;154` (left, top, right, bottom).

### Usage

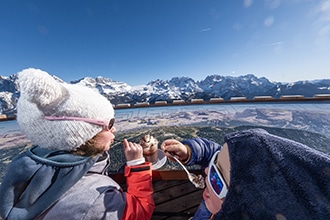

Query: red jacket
122;162;155;220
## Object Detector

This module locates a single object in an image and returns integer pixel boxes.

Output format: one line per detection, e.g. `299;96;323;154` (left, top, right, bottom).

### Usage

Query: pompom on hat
17;68;114;151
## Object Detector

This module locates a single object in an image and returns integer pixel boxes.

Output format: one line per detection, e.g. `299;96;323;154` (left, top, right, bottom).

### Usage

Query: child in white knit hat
0;68;154;220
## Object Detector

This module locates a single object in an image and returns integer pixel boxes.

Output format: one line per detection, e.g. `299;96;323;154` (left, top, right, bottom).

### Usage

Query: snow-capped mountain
1;73;330;117
0;75;19;116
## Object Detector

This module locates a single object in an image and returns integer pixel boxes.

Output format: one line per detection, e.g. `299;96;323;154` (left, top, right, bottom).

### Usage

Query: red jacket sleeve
122;162;154;220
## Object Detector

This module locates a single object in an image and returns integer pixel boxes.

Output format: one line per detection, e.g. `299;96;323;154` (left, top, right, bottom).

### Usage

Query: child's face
203;166;225;213
94;126;116;151
203;143;231;214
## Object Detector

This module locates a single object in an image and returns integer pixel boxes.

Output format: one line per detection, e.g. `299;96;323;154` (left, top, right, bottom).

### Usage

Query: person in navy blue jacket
161;128;330;220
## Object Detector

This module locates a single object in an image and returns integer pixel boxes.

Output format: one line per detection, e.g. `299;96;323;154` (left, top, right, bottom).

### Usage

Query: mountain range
1;73;330;117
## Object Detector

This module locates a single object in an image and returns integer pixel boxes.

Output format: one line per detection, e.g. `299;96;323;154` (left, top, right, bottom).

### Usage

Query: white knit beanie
16;68;114;151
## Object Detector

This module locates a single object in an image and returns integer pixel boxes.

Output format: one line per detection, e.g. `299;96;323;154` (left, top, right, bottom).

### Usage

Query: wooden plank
152;170;190;181
153;181;201;204
152;190;203;220
151;211;194;220
152;205;199;220
153;180;185;192
154;190;203;212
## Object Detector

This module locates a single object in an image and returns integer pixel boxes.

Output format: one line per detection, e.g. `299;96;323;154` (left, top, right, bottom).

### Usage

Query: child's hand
161;139;189;162
123;139;143;161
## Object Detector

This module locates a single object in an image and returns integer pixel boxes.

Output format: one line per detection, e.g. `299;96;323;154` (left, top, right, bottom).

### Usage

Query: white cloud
269;41;284;46
264;0;281;9
199;28;211;32
264;16;275;27
244;0;254;8
233;22;243;31
37;25;48;35
309;0;330;50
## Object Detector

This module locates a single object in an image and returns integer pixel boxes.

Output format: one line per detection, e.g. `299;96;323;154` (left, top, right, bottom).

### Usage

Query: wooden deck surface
152;179;203;219
110;170;204;220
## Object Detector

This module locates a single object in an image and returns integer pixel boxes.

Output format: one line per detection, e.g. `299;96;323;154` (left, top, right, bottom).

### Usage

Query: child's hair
72;135;106;157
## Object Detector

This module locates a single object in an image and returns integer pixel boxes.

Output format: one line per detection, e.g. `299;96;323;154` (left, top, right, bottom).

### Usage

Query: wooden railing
1;94;329;120
114;94;330;109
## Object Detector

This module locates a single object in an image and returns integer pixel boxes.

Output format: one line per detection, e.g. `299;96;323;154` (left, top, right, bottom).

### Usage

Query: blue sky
1;0;329;86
